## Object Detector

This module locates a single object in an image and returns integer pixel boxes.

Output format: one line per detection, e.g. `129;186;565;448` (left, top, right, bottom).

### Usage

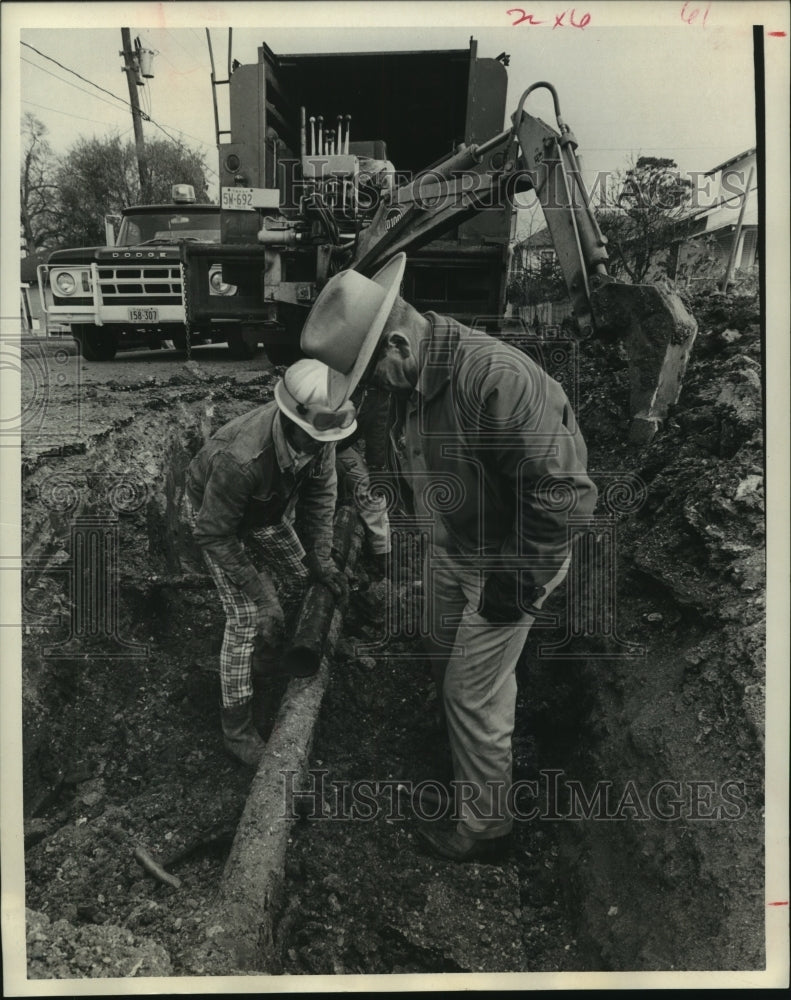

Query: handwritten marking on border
680;1;712;26
507;8;591;28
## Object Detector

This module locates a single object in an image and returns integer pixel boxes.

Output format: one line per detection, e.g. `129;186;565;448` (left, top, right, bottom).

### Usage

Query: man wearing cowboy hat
185;359;356;765
301;253;598;861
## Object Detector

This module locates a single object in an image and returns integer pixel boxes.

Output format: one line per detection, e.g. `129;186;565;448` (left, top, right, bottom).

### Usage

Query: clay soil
18;288;767;980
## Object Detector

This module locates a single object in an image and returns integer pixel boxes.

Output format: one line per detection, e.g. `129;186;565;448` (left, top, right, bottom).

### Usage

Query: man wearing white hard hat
301;253;598;861
185;360;356;765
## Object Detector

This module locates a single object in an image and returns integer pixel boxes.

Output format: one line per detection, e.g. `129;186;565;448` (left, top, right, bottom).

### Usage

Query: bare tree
20;113;60;253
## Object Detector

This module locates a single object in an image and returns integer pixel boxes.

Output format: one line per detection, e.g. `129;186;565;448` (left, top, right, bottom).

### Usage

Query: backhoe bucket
514;96;698;444
590;278;698;444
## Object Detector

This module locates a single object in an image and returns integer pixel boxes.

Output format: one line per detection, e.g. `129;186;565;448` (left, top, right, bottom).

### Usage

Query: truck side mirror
104;214;121;247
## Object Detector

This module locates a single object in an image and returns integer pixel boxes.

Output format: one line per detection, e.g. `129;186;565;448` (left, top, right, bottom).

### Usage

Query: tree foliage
52;135;211;248
508;252;566;307
20;113;60;254
597;156;692;283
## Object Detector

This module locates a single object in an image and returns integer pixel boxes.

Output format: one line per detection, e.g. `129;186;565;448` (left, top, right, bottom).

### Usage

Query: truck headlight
209;265;236;296
53;271;77;296
51;269;90;296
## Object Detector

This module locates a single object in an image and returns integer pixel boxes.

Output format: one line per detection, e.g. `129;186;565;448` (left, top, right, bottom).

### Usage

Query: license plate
128;307;158;323
221;187;254;210
221;187;281;210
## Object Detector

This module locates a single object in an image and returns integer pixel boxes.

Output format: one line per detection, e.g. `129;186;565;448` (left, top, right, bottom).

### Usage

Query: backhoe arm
351;128;518;274
513;85;699;442
511;83;610;336
350;82;699;443
351;91;610;337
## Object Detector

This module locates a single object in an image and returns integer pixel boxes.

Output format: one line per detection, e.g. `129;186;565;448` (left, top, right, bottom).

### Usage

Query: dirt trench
20;290;766;979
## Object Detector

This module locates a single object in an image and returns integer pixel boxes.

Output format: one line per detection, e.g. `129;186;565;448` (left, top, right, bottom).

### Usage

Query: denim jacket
185;402;337;602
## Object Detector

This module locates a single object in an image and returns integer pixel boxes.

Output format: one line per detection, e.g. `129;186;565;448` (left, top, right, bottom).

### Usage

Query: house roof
704;147;757;177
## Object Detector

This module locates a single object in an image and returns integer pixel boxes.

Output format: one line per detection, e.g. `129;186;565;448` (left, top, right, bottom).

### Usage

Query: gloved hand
255;597;285;646
480;571;544;624
304;552;349;604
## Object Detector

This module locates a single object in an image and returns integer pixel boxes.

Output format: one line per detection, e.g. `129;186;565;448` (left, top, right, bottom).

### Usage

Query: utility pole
120;27;148;200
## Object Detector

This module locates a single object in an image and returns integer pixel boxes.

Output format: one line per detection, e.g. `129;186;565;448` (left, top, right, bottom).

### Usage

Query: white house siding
675;149;759;282
516;300;573;331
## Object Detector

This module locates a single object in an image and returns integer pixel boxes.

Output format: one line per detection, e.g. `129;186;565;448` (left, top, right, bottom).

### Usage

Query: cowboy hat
300;253;406;407
274;359;358;442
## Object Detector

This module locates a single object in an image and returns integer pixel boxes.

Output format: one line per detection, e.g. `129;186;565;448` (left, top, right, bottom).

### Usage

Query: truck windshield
116;211;221;246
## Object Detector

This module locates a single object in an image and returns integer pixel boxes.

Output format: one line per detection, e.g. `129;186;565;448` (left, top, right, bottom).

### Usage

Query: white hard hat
274;359;358;442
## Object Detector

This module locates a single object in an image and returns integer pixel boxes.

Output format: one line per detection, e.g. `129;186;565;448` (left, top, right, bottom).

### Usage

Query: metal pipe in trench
283;505;360;677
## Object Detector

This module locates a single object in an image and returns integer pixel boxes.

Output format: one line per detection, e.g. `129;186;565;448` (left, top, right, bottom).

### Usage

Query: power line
165;27;204;64
23;40;181;144
190;28;209;55
140;116;218;177
22;39;218;177
21;98;126;127
21;56;129;114
22;43;216;152
155;120;216;153
24;86;216;176
142;78;152;118
147;116;186;147
21;40;130;110
152;36;182;72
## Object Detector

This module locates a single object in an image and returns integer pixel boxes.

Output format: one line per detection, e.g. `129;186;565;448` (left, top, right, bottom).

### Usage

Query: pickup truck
37;185;252;360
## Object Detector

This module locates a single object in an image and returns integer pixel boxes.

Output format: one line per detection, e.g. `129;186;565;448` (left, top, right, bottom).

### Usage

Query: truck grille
96;264;182;305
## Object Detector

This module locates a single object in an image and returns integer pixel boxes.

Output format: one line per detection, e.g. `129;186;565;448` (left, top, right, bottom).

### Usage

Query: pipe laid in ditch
283;504;359;678
191;506;364;974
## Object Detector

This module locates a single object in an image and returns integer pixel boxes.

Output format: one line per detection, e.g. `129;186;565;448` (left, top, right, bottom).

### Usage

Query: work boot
415;822;513;863
221;700;266;766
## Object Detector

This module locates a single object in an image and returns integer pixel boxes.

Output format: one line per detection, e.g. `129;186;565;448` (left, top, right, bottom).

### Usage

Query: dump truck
35;184;261;361
182;36;697;440
180;36;515;363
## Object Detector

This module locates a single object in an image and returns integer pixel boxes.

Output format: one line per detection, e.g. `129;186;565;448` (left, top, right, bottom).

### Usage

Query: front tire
72;324;118;362
171;329;188;352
